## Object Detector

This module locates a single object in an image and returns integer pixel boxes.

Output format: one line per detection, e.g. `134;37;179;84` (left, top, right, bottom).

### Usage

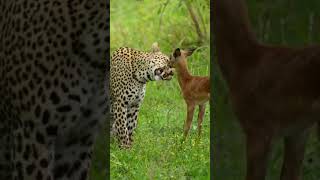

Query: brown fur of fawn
213;0;320;180
171;48;210;140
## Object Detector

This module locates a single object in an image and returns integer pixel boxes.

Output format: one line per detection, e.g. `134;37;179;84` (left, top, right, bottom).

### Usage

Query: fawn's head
169;48;196;67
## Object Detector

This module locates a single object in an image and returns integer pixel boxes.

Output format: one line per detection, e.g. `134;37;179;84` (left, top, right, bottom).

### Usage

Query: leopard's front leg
127;103;141;143
112;99;131;149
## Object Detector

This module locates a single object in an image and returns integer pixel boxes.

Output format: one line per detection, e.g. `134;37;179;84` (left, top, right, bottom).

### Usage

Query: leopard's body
110;44;174;148
0;0;109;179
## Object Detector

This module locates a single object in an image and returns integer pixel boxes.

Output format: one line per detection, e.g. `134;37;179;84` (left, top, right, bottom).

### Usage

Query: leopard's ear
151;42;160;52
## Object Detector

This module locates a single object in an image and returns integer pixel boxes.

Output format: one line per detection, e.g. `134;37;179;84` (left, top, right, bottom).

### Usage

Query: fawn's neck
213;0;260;83
175;61;192;88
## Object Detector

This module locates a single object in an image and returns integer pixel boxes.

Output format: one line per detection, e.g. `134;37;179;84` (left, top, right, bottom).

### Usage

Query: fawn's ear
151;42;160;52
173;48;181;58
185;48;197;57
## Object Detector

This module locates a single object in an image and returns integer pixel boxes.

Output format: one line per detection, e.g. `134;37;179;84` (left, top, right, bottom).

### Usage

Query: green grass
90;0;210;179
110;79;210;179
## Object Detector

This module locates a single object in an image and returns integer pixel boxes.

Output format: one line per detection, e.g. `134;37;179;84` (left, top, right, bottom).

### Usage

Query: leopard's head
147;42;175;81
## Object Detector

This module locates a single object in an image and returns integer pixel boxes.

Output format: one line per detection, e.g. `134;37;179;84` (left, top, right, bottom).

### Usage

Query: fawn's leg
246;131;272;180
197;104;206;137
183;103;195;140
280;128;310;180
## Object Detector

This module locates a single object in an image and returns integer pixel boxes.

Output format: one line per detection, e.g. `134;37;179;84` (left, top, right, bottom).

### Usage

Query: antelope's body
171;48;210;139
213;0;320;180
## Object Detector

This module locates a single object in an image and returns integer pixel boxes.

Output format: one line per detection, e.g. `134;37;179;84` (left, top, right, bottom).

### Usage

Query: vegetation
213;0;320;179
90;0;210;179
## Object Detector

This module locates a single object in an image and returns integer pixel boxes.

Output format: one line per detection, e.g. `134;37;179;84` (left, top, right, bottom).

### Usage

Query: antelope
213;0;320;180
170;48;210;140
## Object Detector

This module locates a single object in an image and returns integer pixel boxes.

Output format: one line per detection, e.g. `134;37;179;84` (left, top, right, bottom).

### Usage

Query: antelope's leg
197;104;206;137
246;131;272;180
280;128;310;180
183;103;195;140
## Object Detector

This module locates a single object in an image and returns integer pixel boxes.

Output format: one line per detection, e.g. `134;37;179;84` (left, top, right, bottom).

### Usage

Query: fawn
213;0;320;180
171;48;210;140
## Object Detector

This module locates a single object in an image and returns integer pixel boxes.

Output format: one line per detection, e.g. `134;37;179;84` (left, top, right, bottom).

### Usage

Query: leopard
110;43;174;148
0;0;109;180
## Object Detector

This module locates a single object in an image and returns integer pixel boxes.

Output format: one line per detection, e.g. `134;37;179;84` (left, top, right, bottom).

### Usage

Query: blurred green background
213;0;320;179
90;0;210;179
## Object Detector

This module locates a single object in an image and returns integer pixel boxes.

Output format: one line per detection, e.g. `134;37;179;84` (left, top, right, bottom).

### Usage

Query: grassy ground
109;78;210;179
90;0;210;179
